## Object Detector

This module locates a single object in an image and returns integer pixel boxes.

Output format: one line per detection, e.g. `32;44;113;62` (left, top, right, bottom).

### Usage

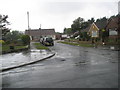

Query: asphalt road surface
2;41;118;88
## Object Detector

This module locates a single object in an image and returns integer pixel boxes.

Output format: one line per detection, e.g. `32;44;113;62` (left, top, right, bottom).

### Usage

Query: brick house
105;16;119;39
25;28;56;41
55;33;62;40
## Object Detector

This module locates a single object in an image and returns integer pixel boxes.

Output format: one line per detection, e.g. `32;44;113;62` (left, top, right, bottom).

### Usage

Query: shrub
21;35;30;45
5;41;10;45
0;40;5;45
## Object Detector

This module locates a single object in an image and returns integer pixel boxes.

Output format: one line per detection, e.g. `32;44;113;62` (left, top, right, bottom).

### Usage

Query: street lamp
27;11;30;48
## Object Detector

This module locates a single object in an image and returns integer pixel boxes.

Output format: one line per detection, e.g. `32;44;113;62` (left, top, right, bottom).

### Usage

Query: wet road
2;41;118;88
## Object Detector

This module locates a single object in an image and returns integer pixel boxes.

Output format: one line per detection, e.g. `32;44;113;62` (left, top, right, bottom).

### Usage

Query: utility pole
39;24;41;39
27;11;30;48
27;11;30;30
40;24;41;29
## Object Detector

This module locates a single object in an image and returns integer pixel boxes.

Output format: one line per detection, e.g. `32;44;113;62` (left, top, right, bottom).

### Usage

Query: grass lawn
2;45;28;52
58;41;94;47
34;43;49;50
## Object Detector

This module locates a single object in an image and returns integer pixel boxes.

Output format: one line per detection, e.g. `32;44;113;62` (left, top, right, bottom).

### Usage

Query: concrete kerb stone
1;52;55;72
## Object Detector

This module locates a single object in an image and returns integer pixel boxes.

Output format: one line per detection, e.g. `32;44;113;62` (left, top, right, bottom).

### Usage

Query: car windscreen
46;38;53;42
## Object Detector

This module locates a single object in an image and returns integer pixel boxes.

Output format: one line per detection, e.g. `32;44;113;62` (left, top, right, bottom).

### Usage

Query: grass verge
34;43;49;50
58;41;94;47
2;45;28;52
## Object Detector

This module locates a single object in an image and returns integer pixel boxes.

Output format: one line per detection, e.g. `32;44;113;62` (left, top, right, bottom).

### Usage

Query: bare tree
0;14;10;39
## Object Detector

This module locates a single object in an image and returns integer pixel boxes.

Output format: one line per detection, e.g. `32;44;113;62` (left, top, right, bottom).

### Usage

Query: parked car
39;38;44;43
41;37;54;46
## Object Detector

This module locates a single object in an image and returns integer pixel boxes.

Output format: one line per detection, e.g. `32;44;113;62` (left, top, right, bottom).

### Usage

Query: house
25;28;56;41
81;23;100;38
80;23;99;42
88;22;99;38
81;18;108;36
55;33;62;40
95;18;108;31
105;16;119;39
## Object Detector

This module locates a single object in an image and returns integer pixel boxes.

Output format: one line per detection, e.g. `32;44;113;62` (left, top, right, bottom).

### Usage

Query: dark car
41;37;54;46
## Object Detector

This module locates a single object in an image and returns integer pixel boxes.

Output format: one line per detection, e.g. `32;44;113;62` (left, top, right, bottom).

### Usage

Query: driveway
2;41;118;88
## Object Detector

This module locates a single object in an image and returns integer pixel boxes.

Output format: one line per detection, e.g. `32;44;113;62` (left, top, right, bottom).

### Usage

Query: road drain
61;59;66;61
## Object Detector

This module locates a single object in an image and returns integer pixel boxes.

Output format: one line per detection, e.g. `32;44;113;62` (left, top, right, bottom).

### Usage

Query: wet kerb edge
1;53;55;72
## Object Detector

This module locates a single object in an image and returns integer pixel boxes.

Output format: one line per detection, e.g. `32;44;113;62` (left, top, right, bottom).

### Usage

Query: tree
63;28;72;34
71;17;84;33
0;14;10;38
96;17;108;42
101;30;109;42
63;28;67;34
21;35;30;45
88;17;95;24
81;21;89;29
81;32;90;41
5;31;23;41
4;31;24;45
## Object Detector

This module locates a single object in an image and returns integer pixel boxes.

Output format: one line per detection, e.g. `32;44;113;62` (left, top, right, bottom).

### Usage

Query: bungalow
79;23;100;42
88;22;99;38
81;19;108;41
56;33;62;40
25;28;56;41
105;16;119;39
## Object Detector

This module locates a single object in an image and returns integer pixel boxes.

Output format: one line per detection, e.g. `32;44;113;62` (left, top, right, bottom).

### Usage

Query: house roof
95;20;107;30
88;22;99;32
25;29;56;36
73;31;79;36
81;25;91;32
105;17;118;30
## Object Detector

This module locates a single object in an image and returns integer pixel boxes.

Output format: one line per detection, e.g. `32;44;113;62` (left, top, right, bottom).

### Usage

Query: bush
21;35;30;45
0;40;5;45
5;41;10;45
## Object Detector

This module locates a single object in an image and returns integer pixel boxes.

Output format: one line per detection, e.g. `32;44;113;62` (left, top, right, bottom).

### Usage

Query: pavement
1;42;55;72
1;41;118;88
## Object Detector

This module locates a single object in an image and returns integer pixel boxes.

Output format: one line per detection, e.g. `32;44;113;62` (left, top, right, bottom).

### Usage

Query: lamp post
39;24;41;42
27;12;30;30
27;11;30;48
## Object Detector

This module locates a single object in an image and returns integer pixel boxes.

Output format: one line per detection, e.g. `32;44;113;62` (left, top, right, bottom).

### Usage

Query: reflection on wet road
2;41;118;88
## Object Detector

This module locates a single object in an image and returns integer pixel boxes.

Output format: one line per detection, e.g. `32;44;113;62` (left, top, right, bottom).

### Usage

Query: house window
92;31;98;37
109;29;118;35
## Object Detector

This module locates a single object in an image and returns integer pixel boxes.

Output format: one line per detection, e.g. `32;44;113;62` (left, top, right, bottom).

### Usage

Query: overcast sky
0;0;119;33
